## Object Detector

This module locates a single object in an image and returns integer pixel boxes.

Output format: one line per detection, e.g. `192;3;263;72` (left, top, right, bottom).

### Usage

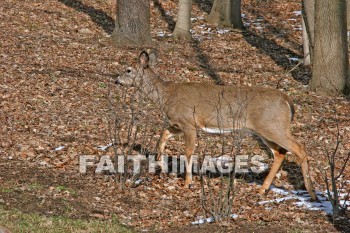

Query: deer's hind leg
259;134;317;201
282;136;317;201
259;138;287;195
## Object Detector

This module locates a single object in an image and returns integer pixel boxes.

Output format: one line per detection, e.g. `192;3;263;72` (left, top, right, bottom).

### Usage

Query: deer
115;50;317;201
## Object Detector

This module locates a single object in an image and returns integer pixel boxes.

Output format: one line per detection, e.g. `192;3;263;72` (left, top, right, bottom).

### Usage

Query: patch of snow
157;31;172;37
269;186;290;196
97;143;113;151
54;146;65;151
255;26;265;30
192;214;237;225
258;185;350;215
217;29;230;35
288;57;299;62
244;23;251;27
293;11;302;16
258;196;295;205
134;178;143;186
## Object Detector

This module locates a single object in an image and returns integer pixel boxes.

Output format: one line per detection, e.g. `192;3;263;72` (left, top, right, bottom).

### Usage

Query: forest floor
0;0;350;232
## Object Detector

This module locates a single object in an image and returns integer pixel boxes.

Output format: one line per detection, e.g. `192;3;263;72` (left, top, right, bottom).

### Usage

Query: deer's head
115;50;157;87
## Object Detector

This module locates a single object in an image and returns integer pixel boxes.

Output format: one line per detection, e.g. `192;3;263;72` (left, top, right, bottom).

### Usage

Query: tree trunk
173;0;192;40
112;0;152;46
206;0;243;29
302;0;315;65
310;0;349;96
302;17;311;66
347;0;350;31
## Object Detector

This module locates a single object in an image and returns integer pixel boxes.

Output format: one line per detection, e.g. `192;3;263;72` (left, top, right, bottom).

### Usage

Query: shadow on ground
58;0;114;34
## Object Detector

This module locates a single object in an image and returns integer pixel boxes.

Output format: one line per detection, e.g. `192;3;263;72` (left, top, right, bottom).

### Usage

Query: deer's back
163;82;294;132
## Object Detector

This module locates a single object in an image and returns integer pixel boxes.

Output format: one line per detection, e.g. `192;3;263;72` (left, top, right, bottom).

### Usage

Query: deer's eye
127;68;132;73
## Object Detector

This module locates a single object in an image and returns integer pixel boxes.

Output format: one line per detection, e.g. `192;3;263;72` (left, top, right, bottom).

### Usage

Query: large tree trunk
302;0;315;66
173;0;192;40
347;0;350;31
206;0;243;29
112;0;152;46
310;0;349;96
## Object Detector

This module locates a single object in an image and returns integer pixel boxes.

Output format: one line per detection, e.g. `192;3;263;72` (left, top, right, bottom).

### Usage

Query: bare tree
112;0;152;46
206;0;244;29
309;0;349;96
319;116;350;217
173;0;192;40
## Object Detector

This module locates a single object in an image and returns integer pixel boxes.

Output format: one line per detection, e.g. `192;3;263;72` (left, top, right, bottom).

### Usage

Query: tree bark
347;0;350;31
310;0;349;96
173;0;192;40
206;0;244;29
112;0;152;46
302;17;311;65
302;0;315;65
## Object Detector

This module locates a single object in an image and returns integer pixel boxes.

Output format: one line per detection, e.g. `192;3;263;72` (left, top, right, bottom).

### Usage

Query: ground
0;0;349;232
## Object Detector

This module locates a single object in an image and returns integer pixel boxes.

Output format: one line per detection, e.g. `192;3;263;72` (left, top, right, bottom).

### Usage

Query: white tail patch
202;127;234;134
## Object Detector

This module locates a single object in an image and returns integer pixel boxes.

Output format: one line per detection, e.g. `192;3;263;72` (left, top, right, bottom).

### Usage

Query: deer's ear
147;49;157;66
139;51;149;69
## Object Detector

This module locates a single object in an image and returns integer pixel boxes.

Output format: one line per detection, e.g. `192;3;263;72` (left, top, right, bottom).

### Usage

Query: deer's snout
115;77;123;85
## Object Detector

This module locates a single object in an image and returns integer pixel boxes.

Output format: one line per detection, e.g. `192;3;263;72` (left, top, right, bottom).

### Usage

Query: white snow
288;57;299;62
96;143;113;151
255;26;265;30
191;183;349;225
293;11;302;16
192;214;238;225
217;29;230;35
293;27;302;31
258;185;350;215
53;146;65;151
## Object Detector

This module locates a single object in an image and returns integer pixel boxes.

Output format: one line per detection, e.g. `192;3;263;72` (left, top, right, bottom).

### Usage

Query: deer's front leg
157;127;182;160
183;129;197;188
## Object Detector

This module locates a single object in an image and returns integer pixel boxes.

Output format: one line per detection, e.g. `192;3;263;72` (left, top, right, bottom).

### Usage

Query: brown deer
115;50;317;201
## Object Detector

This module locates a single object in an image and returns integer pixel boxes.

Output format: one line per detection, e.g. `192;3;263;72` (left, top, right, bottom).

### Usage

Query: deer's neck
142;69;168;107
